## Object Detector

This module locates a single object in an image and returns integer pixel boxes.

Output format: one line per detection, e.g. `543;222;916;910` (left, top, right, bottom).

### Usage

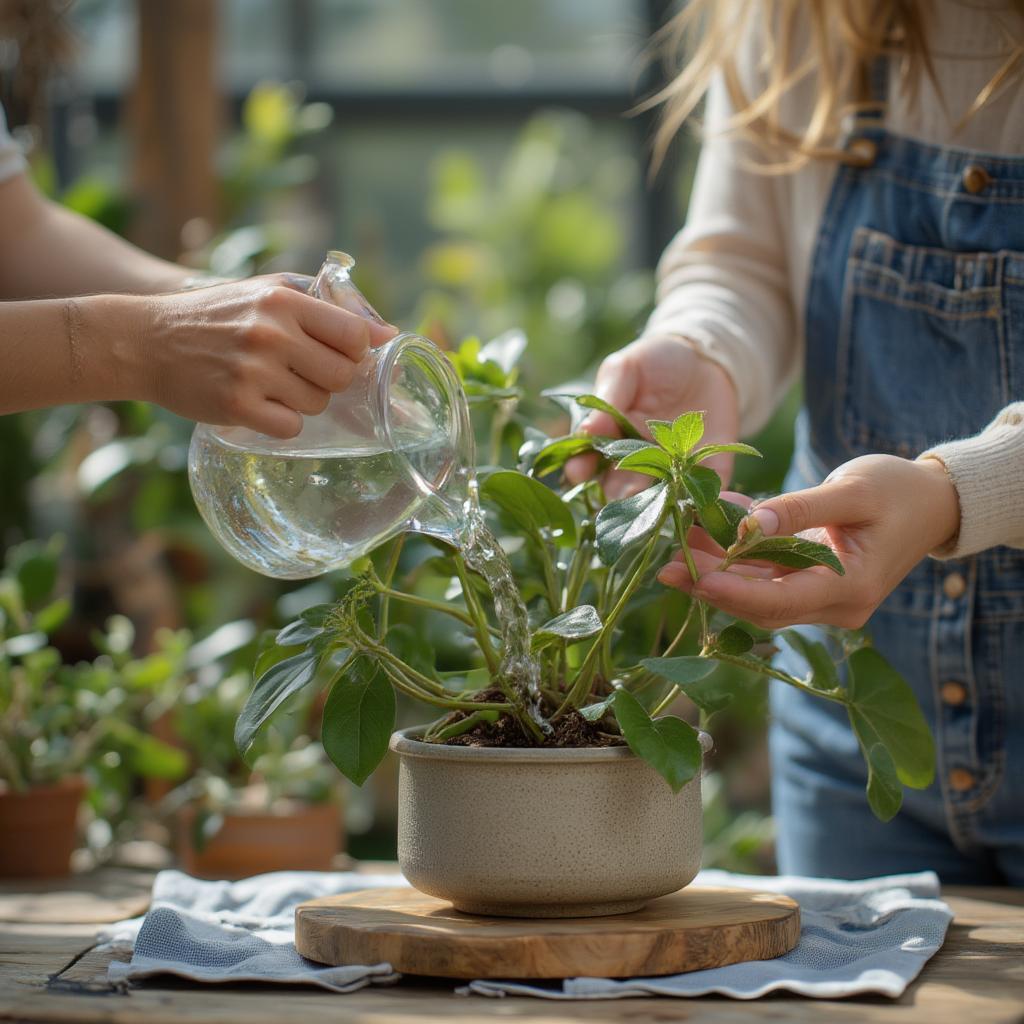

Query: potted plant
235;338;935;916
165;668;343;879
0;540;190;877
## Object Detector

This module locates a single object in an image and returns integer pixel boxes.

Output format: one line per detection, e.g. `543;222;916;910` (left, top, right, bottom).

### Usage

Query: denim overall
771;62;1024;884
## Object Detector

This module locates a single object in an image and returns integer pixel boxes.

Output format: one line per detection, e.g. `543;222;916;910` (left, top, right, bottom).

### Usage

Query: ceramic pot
0;776;86;878
391;728;710;918
176;801;342;879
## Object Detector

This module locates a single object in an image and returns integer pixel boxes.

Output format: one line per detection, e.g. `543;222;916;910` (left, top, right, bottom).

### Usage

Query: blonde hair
650;0;1024;171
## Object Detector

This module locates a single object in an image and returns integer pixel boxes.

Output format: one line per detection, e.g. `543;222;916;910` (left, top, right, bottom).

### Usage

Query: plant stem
705;650;849;704
672;501;709;647
532;536;562;614
558;502;672;715
376;536;406;639
375;587;482;633
379;663;510;712
649;685;680;718
453;555;499;675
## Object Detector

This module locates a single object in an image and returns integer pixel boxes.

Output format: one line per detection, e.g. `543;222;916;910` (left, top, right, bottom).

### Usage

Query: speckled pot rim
390;726;713;764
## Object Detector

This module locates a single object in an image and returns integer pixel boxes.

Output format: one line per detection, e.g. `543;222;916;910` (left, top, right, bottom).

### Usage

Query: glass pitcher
187;252;475;579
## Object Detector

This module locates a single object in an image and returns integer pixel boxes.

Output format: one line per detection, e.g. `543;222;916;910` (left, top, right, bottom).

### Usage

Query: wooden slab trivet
295;886;800;979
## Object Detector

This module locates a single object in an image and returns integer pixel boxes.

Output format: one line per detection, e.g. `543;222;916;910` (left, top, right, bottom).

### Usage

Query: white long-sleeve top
644;2;1024;557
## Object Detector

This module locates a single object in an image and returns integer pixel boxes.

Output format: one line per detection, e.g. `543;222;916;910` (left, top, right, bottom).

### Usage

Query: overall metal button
943;572;967;600
846;138;878;167
948;768;976;792
962;163;992;194
940;681;968;707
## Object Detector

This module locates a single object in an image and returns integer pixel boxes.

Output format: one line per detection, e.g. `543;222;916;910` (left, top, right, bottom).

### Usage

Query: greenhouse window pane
307;0;649;91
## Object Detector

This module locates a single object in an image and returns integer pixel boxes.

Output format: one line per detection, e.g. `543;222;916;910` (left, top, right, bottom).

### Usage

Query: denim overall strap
771;58;1024;884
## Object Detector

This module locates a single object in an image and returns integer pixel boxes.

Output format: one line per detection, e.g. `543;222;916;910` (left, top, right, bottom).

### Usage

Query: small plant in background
0;539;189;856
241;338;934;824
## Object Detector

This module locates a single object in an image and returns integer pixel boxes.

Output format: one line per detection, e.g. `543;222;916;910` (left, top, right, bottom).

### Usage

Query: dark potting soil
443;689;623;749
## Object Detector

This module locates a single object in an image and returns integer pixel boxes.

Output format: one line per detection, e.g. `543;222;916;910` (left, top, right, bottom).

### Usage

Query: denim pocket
836;227;1014;458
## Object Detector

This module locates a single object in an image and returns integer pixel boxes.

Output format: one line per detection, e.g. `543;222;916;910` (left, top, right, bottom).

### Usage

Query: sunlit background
1;0;793;874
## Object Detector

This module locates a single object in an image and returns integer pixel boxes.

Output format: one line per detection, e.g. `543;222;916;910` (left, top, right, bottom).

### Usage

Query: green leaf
276;618;324;647
13;549;59;608
864;742;903;822
321;656;396;786
615;445;673;480
640;655;718;684
126;733;189;780
300;604;334;629
579;695;615;722
736;536;845;575
672;411;706;455
613;689;702;793
481;471;576;546
235;648;323;759
33;597;71;635
716;623;755;655
681;465;721;507
595;482;668;565
531;435;596;477
646;419;676;451
532;605;602;651
641;656;729;718
690;442;762;462
846;646;935;790
571;394;642;439
593;438;651;460
780;629;840;692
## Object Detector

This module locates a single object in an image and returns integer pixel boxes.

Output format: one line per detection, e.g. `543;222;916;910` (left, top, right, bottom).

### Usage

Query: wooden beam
128;0;220;259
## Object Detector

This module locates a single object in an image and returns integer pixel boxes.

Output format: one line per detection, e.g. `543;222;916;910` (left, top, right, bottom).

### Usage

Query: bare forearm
0;294;148;413
0;175;190;300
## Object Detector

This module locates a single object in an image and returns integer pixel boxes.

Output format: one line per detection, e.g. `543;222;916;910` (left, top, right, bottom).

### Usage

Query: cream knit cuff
918;402;1024;559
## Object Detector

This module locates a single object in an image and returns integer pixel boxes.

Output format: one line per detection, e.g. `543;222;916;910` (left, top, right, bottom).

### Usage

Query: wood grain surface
294;885;801;978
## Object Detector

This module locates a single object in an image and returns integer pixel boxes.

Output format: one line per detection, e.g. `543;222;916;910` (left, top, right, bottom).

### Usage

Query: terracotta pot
391;728;711;918
176;801;342;879
0;776;86;878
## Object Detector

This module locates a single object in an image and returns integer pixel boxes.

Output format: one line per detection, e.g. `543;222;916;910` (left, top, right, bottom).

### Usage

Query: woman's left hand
657;454;961;630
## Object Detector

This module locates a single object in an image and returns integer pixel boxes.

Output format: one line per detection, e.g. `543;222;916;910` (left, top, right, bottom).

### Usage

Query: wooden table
1;867;1022;1024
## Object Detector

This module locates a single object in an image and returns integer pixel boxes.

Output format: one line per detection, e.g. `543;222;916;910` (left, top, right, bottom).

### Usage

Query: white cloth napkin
102;870;403;993
102;868;952;999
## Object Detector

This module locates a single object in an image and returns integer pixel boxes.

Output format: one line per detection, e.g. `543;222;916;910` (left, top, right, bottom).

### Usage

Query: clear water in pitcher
189;427;466;580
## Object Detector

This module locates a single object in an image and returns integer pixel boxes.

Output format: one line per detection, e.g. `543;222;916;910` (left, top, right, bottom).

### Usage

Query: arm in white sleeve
918;403;1024;558
643;71;800;436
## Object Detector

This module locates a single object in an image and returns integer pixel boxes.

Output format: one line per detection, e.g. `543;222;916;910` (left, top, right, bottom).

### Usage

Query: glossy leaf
579;694;615;722
681;465;721;507
531;435;596;478
479;328;527;374
595;482;668;565
593;438;651;460
276;617;324;647
736;536;845;575
571;394;642;439
781;629;840;692
321;656;396;786
613;688;702;793
846;646;935;789
481;470;576;546
532;605;602;650
615;445;673;480
690;442;762;463
235;648;323;759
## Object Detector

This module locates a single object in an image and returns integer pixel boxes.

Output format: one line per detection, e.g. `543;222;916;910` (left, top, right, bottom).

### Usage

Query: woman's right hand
564;335;740;497
131;275;396;436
